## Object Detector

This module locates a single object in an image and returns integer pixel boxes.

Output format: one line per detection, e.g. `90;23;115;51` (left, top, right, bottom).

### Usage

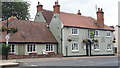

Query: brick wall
6;54;63;59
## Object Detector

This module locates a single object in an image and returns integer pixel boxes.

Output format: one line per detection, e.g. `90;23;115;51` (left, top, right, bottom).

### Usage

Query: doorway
86;44;91;56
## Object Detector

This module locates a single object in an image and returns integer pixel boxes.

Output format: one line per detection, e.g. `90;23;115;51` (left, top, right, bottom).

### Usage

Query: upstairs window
72;43;79;51
10;44;15;53
27;44;36;53
94;30;99;37
71;28;79;35
89;30;94;38
46;44;54;52
107;31;111;37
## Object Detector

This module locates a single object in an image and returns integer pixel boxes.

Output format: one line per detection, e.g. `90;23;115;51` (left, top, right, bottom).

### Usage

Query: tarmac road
18;56;119;68
3;56;119;68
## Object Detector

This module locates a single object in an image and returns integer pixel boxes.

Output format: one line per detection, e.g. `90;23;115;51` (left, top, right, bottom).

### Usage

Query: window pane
72;29;78;34
72;43;78;50
27;45;29;52
33;45;35;52
51;45;53;51
46;45;48;51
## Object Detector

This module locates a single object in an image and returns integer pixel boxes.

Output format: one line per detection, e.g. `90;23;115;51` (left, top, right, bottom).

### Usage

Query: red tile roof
42;10;53;24
59;12;114;31
0;19;57;43
42;9;114;30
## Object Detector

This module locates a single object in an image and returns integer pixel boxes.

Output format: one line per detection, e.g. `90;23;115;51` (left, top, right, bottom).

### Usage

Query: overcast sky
28;0;119;26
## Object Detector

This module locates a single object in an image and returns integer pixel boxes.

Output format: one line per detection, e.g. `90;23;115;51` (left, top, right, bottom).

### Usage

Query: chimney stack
96;8;104;28
53;1;60;14
37;2;43;12
77;10;81;15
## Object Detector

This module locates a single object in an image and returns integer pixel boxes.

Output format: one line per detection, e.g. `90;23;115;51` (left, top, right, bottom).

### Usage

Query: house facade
1;19;60;58
35;1;115;56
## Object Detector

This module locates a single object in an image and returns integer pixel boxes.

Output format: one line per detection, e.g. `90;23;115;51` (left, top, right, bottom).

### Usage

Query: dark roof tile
1;19;57;43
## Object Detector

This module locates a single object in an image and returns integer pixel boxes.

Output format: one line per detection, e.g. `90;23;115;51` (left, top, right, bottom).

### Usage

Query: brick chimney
77;10;81;15
37;2;43;12
96;8;104;28
53;1;60;14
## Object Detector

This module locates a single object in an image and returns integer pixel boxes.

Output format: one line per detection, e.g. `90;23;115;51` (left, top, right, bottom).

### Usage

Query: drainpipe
61;26;64;55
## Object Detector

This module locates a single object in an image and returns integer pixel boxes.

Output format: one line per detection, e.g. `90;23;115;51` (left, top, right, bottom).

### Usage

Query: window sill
27;52;37;53
72;50;79;52
107;49;112;51
94;49;100;51
71;34;79;36
106;36;111;38
46;51;54;52
94;36;99;38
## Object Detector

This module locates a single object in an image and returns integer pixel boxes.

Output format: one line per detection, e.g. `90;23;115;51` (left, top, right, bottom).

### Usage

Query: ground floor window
72;43;79;51
107;44;112;50
46;44;54;52
94;44;100;51
27;44;36;53
10;44;15;53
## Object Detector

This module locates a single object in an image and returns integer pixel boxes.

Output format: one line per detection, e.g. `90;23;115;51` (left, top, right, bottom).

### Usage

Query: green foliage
90;30;94;38
1;43;10;56
2;2;30;20
2;26;17;34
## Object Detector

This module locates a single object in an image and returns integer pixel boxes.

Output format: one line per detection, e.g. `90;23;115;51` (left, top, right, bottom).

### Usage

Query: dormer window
71;28;79;35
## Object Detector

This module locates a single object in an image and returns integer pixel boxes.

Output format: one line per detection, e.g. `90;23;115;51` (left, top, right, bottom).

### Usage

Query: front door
86;44;91;56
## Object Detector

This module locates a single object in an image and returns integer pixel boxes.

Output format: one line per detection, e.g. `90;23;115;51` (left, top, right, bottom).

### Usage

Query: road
3;56;118;68
16;56;119;68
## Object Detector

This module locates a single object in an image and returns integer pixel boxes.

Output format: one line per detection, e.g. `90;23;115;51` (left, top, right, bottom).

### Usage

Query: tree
2;2;30;20
1;43;10;60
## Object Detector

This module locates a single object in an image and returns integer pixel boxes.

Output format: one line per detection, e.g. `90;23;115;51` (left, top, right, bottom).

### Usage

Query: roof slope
1;19;57;43
59;12;114;31
42;10;53;24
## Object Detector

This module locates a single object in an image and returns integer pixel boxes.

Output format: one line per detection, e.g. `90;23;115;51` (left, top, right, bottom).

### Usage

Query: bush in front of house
1;43;10;60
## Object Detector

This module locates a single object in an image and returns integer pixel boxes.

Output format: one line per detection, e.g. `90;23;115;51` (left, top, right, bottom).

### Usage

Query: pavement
0;55;118;67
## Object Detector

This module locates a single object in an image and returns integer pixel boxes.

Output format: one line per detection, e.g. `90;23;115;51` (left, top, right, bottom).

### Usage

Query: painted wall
49;13;63;54
62;27;114;56
91;30;114;55
62;27;88;56
16;44;57;55
34;12;46;22
18;44;25;55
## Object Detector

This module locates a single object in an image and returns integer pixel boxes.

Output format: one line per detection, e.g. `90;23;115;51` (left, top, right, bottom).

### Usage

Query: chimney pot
37;2;43;12
53;1;60;14
55;1;58;5
38;2;40;5
98;8;100;11
77;10;81;15
101;8;103;11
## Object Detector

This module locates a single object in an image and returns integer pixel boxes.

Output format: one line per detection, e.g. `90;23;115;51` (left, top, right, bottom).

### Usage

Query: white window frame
26;44;37;53
107;44;112;51
45;44;54;52
94;44;100;51
71;43;79;51
10;44;16;53
106;31;111;37
94;30;99;37
71;28;79;35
